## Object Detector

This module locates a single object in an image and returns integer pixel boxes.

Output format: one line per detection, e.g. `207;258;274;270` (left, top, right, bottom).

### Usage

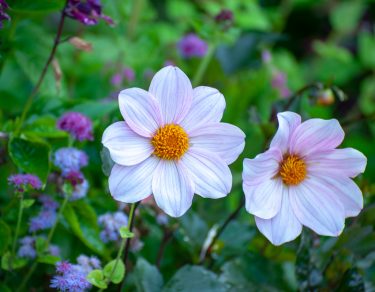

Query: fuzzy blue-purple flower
54;147;88;175
8;174;42;192
29;196;59;232
98;211;128;243
177;33;208;59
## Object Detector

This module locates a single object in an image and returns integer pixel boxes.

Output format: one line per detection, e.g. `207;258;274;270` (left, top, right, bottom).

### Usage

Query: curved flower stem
17;190;71;292
15;0;68;136
192;43;217;87
11;193;24;266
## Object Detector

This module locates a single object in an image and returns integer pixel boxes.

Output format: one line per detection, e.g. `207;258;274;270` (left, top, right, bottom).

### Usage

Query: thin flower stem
17;190;71;292
15;0;68;135
192;43;216;87
11;193;24;264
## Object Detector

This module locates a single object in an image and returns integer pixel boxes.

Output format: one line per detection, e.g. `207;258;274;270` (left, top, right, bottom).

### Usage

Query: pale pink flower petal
290;118;344;157
289;178;345;236
180;86;225;132
270;111;301;154
307;148;367;178
152;160;194;217
149;66;193;124
102;121;153;166
119;88;163;137
181;148;231;199
242;148;282;186
244;178;283;219
255;189;302;246
311;175;363;217
109;157;159;203
189;123;245;164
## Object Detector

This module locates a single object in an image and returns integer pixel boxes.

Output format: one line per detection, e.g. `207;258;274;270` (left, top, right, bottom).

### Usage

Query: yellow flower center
151;124;189;160
279;155;307;185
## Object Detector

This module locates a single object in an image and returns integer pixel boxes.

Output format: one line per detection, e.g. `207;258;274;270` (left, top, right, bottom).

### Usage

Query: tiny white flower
242;111;367;245
103;66;245;217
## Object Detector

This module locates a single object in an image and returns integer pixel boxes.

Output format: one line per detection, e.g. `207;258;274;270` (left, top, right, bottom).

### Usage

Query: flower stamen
279;155;306;185
151;124;189;160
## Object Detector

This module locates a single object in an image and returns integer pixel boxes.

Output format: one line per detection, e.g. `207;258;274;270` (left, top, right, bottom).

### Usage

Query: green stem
126;0;144;40
11;193;24;263
192;43;216;87
17;190;71;292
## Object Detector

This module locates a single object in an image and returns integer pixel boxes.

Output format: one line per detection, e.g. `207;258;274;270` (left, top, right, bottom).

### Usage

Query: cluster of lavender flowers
98;211;128;242
64;0;113;26
177;33;208;59
29;196;59;232
50;255;100;292
8;174;42;193
111;67;135;87
18;236;60;259
54;148;88;175
0;0;10;28
57;112;93;141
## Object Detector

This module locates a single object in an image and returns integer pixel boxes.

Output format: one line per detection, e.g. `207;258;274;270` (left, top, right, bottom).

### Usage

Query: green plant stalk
192;43;216;87
126;0;144;40
11;193;24;267
17;191;71;292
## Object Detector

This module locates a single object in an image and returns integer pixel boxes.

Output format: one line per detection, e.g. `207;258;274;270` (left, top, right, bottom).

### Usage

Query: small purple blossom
70;178;89;201
271;71;291;98
261;50;272;64
8;174;42;192
98;211;128;243
76;255;101;273
49;245;61;257
143;69;154;80
57;112;93;141
123;67;135;82
177;34;208;59
29;196;59;232
64;0;113;26
56;261;73;274
54;147;88;175
111;73;122;86
0;0;10;29
63;170;84;187
215;9;233;30
18;236;37;259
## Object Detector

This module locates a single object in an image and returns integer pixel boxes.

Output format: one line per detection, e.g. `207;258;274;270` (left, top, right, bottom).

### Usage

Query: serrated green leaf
103;259;125;284
87;269;108;289
119;226;134;239
8;137;50;184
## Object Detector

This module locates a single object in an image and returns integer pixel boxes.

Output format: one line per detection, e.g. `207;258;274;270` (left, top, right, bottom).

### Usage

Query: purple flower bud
98;211;128;243
177;34;208;59
0;0;10;29
123;67;135;82
271;71;291;98
64;0;113;26
63;170;84;187
54;147;88;175
8;174;42;192
215;9;233;23
57;112;93;141
17;236;36;259
111;73;122;86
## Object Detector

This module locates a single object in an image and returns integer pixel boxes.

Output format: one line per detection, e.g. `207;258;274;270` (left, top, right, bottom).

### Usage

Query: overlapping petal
182;148;231;199
289;178;345;236
242;148;282;186
289;118;344;157
109;156;159;203
149;66;193;124
270;111;301;154
152;160;194;217
102;121;153;166
180;86;225;132
244;178;283;219
307;148;367;178
189;123;245;164
255;189;302;246
118;88;163;137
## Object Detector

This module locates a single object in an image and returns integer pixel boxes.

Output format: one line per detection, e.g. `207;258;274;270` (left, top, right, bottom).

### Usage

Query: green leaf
330;1;364;34
71;101;118;120
163;266;228;292
22;199;35;209
1;252;27;271
0;221;11;256
8;137;50;184
358;31;375;69
23;116;68;139
119;226;134;239
35;237;47;254
10;0;65;13
0;284;11;292
103;259;125;284
37;255;60;265
63;201;106;256
335;268;365;292
87;269;108;289
133;258;163;292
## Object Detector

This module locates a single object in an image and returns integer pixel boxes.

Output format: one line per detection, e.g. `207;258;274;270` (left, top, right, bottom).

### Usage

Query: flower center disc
279;155;306;185
151;124;189;160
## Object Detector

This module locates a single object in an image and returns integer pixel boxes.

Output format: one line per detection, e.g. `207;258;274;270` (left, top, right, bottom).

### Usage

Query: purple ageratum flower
57;112;93;141
70;178;89;201
8;174;42;192
0;0;10;29
111;73;123;86
29;196;59;232
123;67;135;82
271;71;291;98
76;255;101;274
98;211;128;243
54;147;88;175
261;50;272;64
177;34;208;59
64;0;113;26
63;170;84;187
49;244;61;257
18;236;37;259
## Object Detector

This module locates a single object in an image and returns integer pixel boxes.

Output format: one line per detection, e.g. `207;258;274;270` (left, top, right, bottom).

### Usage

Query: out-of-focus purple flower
50;255;100;291
271;71;291;98
64;0;113;26
54;147;88;175
164;60;175;67
215;9;233;30
70;178;89;201
123;67;135;82
8;174;42;192
57;112;93;141
0;0;10;29
49;245;61;257
63;170;84;187
18;236;37;259
29;196;59;232
143;69;154;81
177;34;208;59
111;73;122;86
98;211;128;243
156;213;169;226
261;50;272;64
